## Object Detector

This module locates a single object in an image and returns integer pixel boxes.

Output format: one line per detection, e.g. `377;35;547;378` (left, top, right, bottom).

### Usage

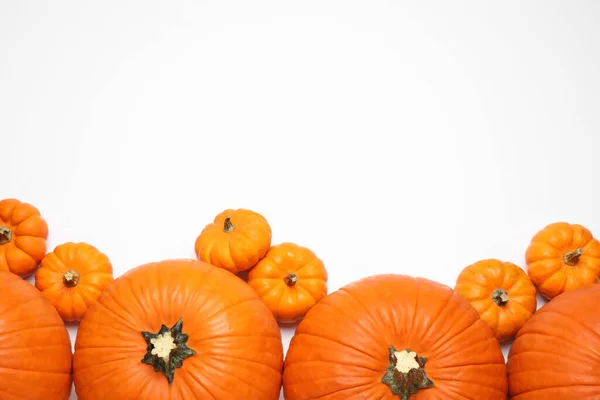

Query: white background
2;1;600;399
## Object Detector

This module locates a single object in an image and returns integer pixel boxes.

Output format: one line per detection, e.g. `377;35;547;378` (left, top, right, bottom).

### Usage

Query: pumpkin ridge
427;320;496;361
296;331;384;364
340;287;394;345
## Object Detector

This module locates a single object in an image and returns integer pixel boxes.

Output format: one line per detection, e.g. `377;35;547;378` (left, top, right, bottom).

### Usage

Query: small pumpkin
0;198;48;277
73;259;283;400
525;222;600;299
0;270;73;399
247;242;328;323
454;259;537;342
283;274;508;399
507;283;600;398
35;242;115;321
194;208;272;274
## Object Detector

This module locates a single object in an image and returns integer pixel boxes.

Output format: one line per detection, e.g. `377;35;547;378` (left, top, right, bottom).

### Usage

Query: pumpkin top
73;258;284;400
283;274;508;400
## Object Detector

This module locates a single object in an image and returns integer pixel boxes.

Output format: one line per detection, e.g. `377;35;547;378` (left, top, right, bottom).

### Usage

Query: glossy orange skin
454;259;537;342
283;274;507;399
194;209;272;274
0;198;48;277
507;283;600;398
0;270;73;400
73;259;283;400
35;242;114;322
525;222;600;299
247;242;328;323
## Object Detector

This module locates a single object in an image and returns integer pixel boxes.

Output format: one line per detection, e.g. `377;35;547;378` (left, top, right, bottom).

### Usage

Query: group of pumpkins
1;197;599;399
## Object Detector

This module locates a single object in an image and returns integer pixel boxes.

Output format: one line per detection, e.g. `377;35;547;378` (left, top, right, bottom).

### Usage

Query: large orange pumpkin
0;198;48;277
525;222;600;299
0;270;73;399
283;274;508;399
73;259;283;400
507;283;600;398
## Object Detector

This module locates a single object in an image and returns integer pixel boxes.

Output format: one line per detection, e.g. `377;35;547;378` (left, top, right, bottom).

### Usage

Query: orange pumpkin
507;283;600;398
35;242;115;321
194;208;272;274
73;259;283;399
454;259;537;342
0;198;48;277
247;242;328;323
525;222;600;299
283;274;508;399
0;270;73;399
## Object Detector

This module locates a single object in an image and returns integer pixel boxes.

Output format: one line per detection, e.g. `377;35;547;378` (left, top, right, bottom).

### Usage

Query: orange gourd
283;274;508;399
454;259;537;342
194;208;272;274
247;242;328;323
0;270;73;399
525;222;600;299
73;259;283;400
35;242;115;321
0;198;48;277
507;283;600;398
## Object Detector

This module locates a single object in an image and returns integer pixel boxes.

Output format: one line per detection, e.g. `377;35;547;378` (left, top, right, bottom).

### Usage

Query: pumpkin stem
563;248;584;266
223;216;235;233
381;345;434;399
491;288;509;306
284;273;299;286
141;318;196;385
63;270;80;287
0;226;12;245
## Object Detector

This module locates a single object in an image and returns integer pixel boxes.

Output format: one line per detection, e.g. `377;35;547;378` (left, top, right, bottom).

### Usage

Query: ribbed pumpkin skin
507;283;600;398
0;271;73;400
283;274;508;399
73;259;283;400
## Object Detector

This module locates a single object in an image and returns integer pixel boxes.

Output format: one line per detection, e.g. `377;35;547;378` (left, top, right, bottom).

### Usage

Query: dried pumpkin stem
284;273;298;286
141;318;196;385
63;270;80;287
491;288;509;306
223;216;235;233
0;226;12;245
382;345;434;399
564;248;584;266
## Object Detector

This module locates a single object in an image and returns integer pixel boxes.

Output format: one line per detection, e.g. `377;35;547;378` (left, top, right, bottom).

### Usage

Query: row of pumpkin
0;197;598;399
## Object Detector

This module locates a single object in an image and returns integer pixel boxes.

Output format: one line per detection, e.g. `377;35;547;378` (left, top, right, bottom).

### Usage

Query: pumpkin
525;221;600;299
247;242;328;323
35;242;115;321
507;283;600;398
73;259;283;400
0;270;73;399
454;258;537;342
283;274;508;399
194;208;272;274
0;198;48;277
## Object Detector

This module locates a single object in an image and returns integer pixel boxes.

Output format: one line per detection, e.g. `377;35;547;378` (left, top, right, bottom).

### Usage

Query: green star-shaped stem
141;318;196;384
381;345;435;399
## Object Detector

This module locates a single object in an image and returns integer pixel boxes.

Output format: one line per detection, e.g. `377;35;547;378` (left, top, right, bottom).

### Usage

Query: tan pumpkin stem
223;216;235;233
382;345;434;399
491;289;509;306
284;273;298;286
564;248;584;266
63;270;80;287
0;226;12;245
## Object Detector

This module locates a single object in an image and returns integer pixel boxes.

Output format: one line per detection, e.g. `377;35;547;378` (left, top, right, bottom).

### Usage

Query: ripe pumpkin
0;198;48;277
283;274;508;399
194;208;272;274
525;222;600;299
35;242;115;321
507;283;600;398
0;270;73;399
73;259;283;400
247;242;328;323
454;258;537;342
